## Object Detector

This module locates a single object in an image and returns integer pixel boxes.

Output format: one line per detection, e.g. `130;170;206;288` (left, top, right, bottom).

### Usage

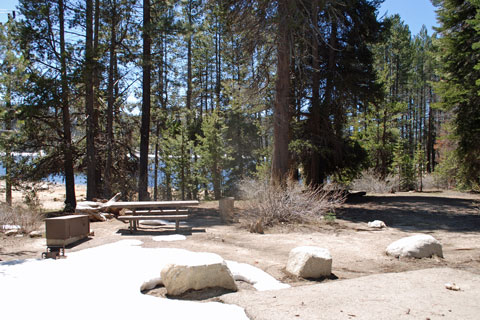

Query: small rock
386;234;443;258
286;246;332;278
368;220;386;228
38;183;49;191
445;283;461;291
5;229;19;236
29;231;43;238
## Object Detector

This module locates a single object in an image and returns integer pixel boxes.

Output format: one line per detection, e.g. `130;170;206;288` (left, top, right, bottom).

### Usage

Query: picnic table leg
129;220;133;234
175;219;180;231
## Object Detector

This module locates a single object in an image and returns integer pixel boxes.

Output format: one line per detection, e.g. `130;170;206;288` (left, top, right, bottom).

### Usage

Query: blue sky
0;0;17;23
379;0;438;36
1;0;438;35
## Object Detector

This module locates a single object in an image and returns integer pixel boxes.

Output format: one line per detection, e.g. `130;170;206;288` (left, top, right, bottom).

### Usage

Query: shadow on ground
114;207;230;236
338;195;480;232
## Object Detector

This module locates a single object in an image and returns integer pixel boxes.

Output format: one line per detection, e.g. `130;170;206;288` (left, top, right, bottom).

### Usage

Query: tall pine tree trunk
138;0;151;200
5;94;12;206
271;0;291;186
186;0;192;112
307;0;326;186
154;33;164;201
59;0;76;211
104;0;117;197
85;0;96;200
93;0;101;196
153;122;159;200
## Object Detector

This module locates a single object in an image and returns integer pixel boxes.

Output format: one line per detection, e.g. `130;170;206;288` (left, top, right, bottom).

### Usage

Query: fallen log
75;193;122;221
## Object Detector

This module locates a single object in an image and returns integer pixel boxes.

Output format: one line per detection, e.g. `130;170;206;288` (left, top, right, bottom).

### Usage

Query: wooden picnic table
108;200;199;210
110;200;199;233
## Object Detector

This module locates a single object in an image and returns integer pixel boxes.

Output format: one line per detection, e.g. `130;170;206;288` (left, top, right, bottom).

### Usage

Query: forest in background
0;0;479;211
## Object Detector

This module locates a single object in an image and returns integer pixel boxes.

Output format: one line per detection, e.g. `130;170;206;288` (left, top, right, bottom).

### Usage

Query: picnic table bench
124;209;188;215
110;200;199;233
117;215;189;233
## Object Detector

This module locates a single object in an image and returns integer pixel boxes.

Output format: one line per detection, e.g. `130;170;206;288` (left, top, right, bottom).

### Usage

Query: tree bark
85;0;96;200
186;0;192;112
153;122;159;200
271;0;291;186
306;0;326;186
138;0;151;200
59;0;76;211
104;0;117;197
5;94;12;206
93;0;101;196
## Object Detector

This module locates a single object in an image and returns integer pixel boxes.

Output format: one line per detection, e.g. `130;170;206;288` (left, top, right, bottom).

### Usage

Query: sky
1;0;438;35
379;0;438;36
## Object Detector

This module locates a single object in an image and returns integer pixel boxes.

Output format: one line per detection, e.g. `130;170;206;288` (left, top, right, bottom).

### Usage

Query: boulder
161;252;237;296
368;220;387;228
386;234;443;258
286;246;332;278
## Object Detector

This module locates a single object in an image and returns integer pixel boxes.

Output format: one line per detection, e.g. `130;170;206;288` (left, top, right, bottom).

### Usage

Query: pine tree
434;0;480;190
0;14;28;206
139;0;152;200
196;109;231;200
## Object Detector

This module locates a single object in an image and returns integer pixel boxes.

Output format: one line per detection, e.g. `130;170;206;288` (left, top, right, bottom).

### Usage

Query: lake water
0;163;162;187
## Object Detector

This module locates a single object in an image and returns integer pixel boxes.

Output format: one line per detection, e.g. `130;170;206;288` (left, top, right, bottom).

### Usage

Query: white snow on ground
140;219;187;226
152;234;187;242
226;260;291;291
0;240;288;320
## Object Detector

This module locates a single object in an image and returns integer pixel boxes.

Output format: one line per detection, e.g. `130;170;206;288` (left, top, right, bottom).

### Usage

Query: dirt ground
1;185;480;319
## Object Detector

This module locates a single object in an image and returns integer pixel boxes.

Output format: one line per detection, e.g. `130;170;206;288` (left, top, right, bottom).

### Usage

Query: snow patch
0;240;247;320
152;234;187;242
226;260;291;291
1;240;289;319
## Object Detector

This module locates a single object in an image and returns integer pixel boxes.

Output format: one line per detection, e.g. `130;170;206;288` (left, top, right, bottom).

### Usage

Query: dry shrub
238;179;345;231
0;204;43;234
350;169;397;194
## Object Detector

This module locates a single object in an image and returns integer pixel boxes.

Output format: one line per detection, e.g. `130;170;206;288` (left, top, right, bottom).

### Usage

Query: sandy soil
1;186;480;319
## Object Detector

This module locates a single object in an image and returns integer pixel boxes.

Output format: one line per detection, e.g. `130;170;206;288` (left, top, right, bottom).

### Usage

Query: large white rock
161;252;237;296
286;246;332;278
386;234;443;258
